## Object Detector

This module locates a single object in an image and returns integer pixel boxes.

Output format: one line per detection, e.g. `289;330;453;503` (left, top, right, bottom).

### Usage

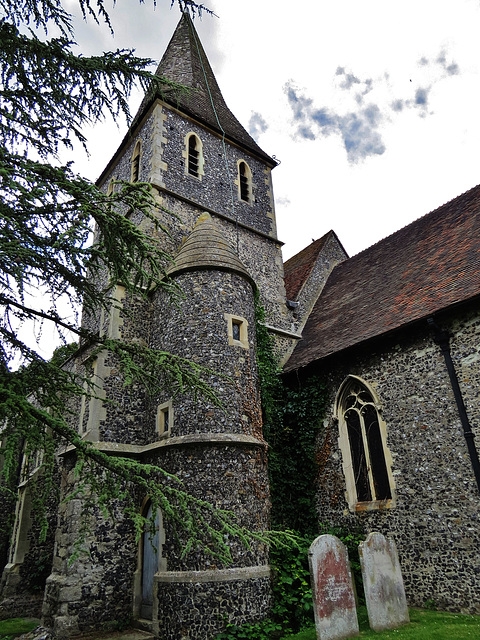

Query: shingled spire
135;12;273;163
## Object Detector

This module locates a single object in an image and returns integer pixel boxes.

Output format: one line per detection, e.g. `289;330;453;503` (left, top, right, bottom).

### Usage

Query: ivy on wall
254;291;327;535
250;294;365;639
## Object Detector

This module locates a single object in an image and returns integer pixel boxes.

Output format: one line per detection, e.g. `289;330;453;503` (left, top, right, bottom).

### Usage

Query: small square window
225;313;249;349
232;320;241;342
156;401;173;437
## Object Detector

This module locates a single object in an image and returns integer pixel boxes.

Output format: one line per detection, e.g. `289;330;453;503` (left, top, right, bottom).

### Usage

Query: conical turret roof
167;213;254;286
134;13;273;164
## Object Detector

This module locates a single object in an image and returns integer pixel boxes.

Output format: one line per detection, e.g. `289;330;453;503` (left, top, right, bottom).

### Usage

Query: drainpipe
427;317;480;495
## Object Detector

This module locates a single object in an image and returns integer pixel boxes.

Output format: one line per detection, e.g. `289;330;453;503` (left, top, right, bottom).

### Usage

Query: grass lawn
2;609;480;640
0;618;39;640
284;607;480;640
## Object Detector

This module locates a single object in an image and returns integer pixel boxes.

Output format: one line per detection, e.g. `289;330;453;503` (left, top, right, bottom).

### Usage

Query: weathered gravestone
309;534;359;640
359;532;409;631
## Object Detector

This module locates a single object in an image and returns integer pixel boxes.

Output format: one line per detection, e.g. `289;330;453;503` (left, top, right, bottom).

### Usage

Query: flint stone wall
99;103;291;335
144;443;270;572
0;468;59;620
311;303;480;614
42;458;139;635
155;575;271;640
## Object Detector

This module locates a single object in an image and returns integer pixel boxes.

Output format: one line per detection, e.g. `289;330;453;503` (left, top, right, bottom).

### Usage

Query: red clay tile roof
283;233;333;300
286;183;480;371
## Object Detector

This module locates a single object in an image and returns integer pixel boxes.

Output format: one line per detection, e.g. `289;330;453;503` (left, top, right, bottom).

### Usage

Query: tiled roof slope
286;183;480;371
283;233;332;300
135;13;274;165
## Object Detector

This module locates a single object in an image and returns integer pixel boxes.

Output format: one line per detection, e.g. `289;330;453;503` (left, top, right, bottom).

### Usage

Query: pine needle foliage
0;0;264;565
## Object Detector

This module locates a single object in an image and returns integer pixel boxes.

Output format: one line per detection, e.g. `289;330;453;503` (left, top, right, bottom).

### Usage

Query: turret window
232;320;241;342
184;133;204;180
156;400;173;437
225;313;249;349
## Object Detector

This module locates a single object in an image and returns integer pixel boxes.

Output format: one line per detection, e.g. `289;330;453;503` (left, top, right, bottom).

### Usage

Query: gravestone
359;532;409;631
309;534;359;640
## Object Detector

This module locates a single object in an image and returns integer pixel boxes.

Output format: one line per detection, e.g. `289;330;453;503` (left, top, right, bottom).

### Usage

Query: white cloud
60;0;480;261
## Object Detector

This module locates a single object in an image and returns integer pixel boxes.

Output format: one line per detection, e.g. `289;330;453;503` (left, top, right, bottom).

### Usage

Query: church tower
38;12;294;639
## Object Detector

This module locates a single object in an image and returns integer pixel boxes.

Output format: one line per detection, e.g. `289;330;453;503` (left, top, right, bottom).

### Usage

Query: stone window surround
5;456;45;577
107;177;115;196
235;159;253;204
156;399;173;438
225;313;249;349
334;375;396;512
183;132;205;180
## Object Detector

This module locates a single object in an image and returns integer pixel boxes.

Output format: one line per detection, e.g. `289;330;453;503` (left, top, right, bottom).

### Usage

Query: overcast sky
67;0;480;261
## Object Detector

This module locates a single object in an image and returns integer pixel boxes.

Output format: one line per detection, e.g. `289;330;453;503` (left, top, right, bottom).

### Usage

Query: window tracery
336;376;395;510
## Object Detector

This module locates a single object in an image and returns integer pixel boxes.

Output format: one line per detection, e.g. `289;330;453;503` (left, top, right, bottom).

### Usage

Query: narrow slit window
184;133;203;179
156;401;173;437
232;320;241;342
131;141;141;182
239;161;251;203
188;135;199;177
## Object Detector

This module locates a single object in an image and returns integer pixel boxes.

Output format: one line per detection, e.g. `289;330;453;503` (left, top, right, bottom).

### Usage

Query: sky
66;0;480;262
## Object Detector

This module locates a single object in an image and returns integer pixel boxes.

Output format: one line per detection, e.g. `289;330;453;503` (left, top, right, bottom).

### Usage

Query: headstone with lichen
309;534;359;640
359;532;409;631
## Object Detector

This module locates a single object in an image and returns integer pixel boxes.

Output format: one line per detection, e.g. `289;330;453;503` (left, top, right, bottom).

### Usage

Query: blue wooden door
141;503;159;619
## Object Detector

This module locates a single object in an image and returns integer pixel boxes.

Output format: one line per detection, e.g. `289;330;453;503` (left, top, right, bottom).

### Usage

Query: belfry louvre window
188;135;200;177
336;376;394;510
131;141;141;182
238;161;251;203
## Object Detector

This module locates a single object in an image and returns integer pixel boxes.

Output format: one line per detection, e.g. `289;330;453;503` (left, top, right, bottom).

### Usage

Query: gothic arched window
335;376;395;511
131;140;141;182
238;161;252;203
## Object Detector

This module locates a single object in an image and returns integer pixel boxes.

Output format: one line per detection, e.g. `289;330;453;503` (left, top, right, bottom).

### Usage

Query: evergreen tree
0;0;265;563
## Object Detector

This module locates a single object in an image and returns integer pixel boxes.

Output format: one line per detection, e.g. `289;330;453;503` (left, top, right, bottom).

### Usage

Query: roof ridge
286;182;480;370
347;183;480;261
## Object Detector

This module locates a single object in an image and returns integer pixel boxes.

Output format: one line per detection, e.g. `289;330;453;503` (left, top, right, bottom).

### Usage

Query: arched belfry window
335;376;395;511
238;160;252;203
184;133;204;179
131;140;141;182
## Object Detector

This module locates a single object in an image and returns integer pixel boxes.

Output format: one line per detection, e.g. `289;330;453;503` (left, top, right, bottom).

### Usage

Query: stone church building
1;11;480;638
